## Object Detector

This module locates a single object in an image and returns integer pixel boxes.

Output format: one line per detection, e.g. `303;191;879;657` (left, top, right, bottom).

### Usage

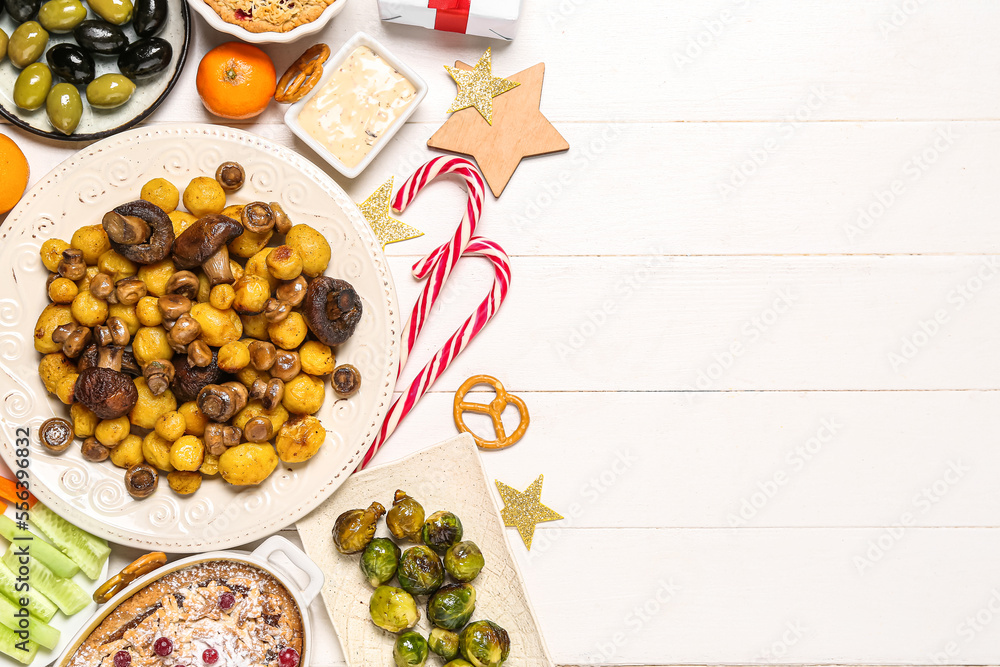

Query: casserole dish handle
253;536;325;604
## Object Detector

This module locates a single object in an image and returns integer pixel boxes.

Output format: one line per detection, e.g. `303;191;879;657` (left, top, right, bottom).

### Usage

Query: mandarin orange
0;133;29;215
196;42;276;120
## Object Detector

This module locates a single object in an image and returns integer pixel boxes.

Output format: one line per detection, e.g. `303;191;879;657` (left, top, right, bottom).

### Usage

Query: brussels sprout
333;501;385;554
422;510;463;555
428;583;476;630
460;620;510;667
444;661;475;667
397;545;444;596
429;627;461;660
360;537;401;587
393;631;429;667
387;489;425;542
370;585;420;633
445;541;485;582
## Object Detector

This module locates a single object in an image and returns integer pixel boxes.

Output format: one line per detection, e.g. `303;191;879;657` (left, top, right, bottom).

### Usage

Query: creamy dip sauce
297;45;417;169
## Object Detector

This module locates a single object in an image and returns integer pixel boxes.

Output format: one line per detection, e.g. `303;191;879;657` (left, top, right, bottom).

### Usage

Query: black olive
132;0;167;37
73;19;128;56
46;43;95;84
5;0;41;22
117;37;171;78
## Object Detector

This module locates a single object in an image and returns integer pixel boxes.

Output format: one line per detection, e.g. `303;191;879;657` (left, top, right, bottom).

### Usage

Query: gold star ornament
445;47;520;125
495;474;562;550
356;177;423;249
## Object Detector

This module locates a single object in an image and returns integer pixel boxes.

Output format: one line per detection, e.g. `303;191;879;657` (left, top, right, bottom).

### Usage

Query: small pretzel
274;44;331;103
93;552;167;603
453;375;529;450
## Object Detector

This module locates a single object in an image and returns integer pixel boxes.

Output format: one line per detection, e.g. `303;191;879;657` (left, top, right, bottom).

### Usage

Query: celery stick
0;515;79;579
28;504;109;580
0;563;55;622
0;623;37;665
2;548;89;616
0;594;59;650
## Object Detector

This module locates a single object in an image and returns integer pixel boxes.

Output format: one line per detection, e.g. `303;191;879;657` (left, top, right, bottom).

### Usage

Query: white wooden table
6;0;1000;664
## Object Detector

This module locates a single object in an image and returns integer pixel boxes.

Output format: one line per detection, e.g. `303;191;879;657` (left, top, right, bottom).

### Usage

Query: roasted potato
219;443;277;486
130;377;177;430
275;414;325;463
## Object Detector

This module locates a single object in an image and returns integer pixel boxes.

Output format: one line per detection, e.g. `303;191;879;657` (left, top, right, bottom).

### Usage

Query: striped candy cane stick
358;158;511;469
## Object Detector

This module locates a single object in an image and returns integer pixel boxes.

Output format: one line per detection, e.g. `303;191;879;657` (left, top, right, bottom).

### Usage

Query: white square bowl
284;31;428;179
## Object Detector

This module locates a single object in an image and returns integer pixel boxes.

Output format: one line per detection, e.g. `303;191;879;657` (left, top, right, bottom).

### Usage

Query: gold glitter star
495;474;562;550
356;177;423;249
445;47;520;125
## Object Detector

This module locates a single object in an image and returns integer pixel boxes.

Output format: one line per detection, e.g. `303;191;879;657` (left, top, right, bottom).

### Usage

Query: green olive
46;83;82;136
38;0;87;32
85;0;132;24
0;29;8;64
13;62;52;111
86;73;135;109
7;21;49;69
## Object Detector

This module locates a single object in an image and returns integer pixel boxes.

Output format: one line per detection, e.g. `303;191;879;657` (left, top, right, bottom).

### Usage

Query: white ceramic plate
185;0;347;44
297;434;556;667
284;31;428;179
0;124;400;553
0;458;110;667
0;0;190;142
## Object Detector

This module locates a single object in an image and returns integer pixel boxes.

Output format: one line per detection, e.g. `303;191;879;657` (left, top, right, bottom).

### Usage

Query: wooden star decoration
495;474;562;550
429;62;569;198
445;47;520;125
356;177;423;249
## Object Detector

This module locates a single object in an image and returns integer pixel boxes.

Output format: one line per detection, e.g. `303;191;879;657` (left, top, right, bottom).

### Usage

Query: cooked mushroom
75;364;138;420
171;352;221;403
248;340;276;371
107;316;130;346
89;272;114;299
94;325;113;347
57;248;86;281
203;423;228;456
81;436;110;462
167;313;201;352
78;344;141;376
165;270;200;300
39;417;73;452
51;322;76;345
223;424;242;448
115;277;147;306
172;214;244;286
263;298;291;324
276;276;308;307
197;382;248;423
333;364;361;397
187;340;212;367
62;324;92;358
125;463;158;499
216;161;245;192
243;417;273;443
102;200;175;265
270;202;292;235
241;202;274;234
143;358;175;396
271;350;300;382
158;294;192;320
249;377;284;412
302;277;363;346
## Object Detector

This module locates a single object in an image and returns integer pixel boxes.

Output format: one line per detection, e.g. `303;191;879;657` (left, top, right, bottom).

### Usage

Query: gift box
377;0;522;41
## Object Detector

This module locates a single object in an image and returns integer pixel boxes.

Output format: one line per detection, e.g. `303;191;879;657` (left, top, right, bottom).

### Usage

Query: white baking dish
284;31;427;179
53;536;323;666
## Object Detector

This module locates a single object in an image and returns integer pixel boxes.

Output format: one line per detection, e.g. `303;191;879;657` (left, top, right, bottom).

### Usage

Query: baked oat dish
203;0;337;33
63;560;303;667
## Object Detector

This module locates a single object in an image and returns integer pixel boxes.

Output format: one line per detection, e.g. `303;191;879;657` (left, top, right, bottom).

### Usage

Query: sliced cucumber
28;504;110;580
0;594;59;650
0;515;80;579
2;548;90;616
0;563;56;622
0;622;38;665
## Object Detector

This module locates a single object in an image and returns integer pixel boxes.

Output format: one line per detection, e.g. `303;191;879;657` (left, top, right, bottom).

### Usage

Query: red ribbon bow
428;0;471;33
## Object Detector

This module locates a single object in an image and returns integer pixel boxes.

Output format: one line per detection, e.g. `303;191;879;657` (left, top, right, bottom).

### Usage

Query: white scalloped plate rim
0;123;400;552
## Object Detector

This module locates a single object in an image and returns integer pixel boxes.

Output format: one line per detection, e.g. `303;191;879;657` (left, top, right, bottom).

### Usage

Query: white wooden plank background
6;0;1000;664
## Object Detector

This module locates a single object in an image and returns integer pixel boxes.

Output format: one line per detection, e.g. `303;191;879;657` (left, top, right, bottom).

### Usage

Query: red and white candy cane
358;157;511;470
